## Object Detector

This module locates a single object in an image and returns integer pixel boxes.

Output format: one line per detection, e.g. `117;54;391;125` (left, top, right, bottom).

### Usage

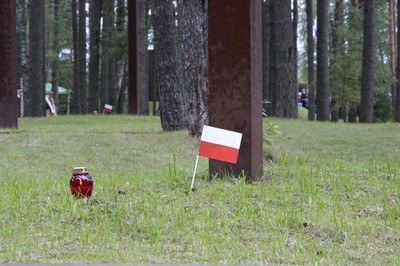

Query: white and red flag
198;125;242;164
104;104;113;113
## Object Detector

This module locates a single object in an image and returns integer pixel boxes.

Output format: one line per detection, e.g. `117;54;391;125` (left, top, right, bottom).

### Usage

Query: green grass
0;115;399;264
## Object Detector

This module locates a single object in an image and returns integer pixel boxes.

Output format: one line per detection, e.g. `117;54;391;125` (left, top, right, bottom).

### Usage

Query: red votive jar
70;167;94;198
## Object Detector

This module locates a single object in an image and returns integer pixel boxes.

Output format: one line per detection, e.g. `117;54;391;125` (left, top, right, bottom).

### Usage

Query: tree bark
0;0;18;128
179;0;208;137
262;0;272;116
100;0;115;110
88;0;102;113
306;0;315;121
395;0;400;121
71;0;81;113
270;0;297;118
138;0;148;115
51;0;60;109
151;0;187;130
26;0;45;117
78;0;88;113
316;0;330;121
389;0;396;112
359;0;375;123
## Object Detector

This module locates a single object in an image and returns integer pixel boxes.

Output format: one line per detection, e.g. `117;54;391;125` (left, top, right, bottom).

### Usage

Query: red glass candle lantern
70;167;94;198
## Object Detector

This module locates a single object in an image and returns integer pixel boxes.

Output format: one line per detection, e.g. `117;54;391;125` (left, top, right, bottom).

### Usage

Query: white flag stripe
104;104;113;110
200;125;242;149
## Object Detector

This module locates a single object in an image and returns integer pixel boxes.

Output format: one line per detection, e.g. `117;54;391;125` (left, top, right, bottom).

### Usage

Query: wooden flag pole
190;155;200;191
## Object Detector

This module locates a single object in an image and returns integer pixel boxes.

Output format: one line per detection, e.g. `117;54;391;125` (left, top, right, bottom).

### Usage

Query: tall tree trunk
78;0;88;113
17;0;27;118
262;0;272;116
26;0;45;117
359;0;375;123
292;0;298;117
270;0;297;118
395;0;400;121
306;0;315;121
0;0;18;128
51;0;60;109
389;0;396;114
151;0;187;130
179;0;208;137
138;0;148;115
100;0;115;110
72;0;81;113
88;0;102;113
316;0;330;121
330;0;344;122
115;0;127;113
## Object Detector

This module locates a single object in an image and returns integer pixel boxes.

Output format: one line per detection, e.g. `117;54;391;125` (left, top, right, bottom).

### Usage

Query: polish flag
198;125;242;164
104;104;113;113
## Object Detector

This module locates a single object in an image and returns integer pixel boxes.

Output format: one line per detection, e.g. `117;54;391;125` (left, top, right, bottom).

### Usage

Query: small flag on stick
190;125;242;190
103;104;113;114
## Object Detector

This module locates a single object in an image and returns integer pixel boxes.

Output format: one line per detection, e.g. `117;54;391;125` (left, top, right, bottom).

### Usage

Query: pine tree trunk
292;0;299;117
72;0;80;113
179;0;208;137
51;0;60;109
359;0;375;123
306;0;315;121
100;0;115;110
0;0;18;128
138;0;148;115
78;0;87;113
151;0;187;130
316;0;330;121
389;0;396;113
88;0;102;113
262;0;272;116
395;0;400;121
26;0;45;117
270;0;297;118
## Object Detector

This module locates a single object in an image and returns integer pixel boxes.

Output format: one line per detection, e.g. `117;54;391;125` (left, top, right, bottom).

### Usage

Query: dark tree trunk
72;0;80;113
359;0;375;123
0;0;18;128
306;0;315;121
270;0;297;118
51;0;60;109
179;0;208;137
330;0;344;122
389;0;396;113
151;0;187;130
316;0;330;121
100;0;115;110
262;0;272;116
292;0;298;115
78;0;87;113
395;0;400;121
138;0;148;115
26;0;45;117
17;0;27;118
88;0;102;113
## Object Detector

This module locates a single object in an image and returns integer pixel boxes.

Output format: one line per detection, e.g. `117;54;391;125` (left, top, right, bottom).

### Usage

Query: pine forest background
15;0;400;134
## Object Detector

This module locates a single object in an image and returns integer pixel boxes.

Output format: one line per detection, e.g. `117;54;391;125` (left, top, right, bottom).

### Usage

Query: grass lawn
0;115;399;264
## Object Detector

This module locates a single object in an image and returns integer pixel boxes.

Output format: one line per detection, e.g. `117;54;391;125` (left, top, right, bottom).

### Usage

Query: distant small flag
104;104;113;113
198;125;242;164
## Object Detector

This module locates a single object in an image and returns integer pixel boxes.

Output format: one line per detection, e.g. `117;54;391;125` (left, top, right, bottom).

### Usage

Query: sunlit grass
0;115;399;264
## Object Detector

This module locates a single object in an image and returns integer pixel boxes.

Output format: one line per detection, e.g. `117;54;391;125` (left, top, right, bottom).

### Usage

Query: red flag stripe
198;140;240;164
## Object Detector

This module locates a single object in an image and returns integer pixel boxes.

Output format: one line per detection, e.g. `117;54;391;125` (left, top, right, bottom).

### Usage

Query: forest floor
0;115;399;264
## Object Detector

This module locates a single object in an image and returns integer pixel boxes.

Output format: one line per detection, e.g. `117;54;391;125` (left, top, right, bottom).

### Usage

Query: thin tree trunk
78;0;87;113
306;0;315;121
26;0;45;117
262;0;272;116
88;0;102;113
51;0;60;109
395;0;400;121
138;0;148;115
72;0;80;113
389;0;396;113
359;0;375;123
17;0;27;118
316;0;330;121
293;0;298;117
100;0;114;110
